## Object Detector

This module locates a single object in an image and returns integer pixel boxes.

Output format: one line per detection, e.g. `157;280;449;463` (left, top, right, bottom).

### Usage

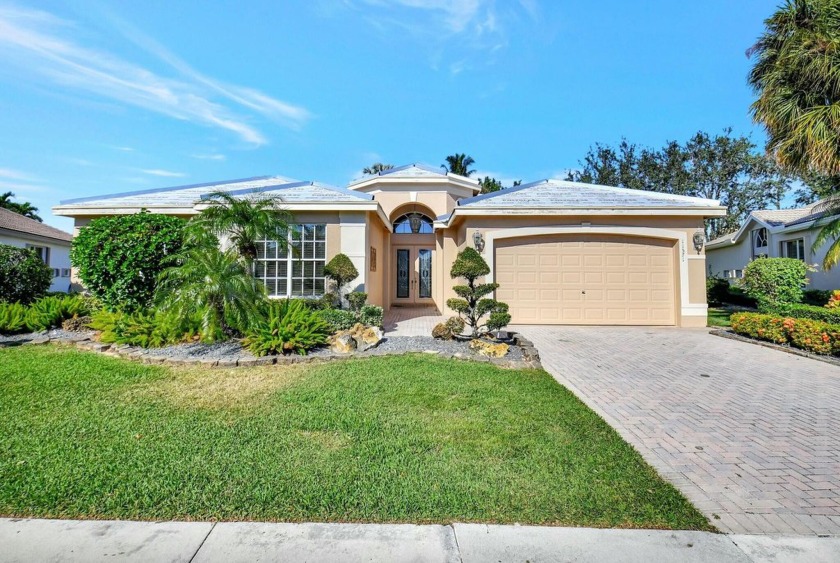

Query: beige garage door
495;234;676;325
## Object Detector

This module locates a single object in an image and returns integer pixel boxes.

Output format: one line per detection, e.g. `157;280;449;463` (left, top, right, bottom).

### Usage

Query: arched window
393;212;434;234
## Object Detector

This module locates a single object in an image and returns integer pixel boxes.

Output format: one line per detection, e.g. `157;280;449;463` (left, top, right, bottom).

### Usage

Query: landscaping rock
431;323;451;340
330;334;356;354
61;316;92;332
469;339;509;358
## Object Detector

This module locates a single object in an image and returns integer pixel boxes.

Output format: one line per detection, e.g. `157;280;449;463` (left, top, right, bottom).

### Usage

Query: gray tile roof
349;163;466;185
752;203;820;226
458;179;722;208
58;176;370;209
0;207;72;243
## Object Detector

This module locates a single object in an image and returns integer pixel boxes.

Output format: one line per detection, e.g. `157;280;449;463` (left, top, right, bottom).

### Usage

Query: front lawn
0;346;710;530
707;307;732;327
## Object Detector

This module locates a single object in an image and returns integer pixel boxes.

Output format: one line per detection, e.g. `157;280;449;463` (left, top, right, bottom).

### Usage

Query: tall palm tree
362;163;394;175
748;0;840;269
0;191;42;221
441;154;476;177
748;0;840;176
189;190;290;264
156;246;265;339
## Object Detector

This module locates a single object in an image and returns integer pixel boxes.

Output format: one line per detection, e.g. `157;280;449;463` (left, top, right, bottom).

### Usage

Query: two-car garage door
495;234;676;325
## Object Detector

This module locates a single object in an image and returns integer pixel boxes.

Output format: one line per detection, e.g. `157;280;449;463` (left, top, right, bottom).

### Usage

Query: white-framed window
26;245;50;265
753;227;768;248
60;268;71;278
51;268;60;278
780;238;805;260
735;269;743;278
723;269;732;279
255;224;327;297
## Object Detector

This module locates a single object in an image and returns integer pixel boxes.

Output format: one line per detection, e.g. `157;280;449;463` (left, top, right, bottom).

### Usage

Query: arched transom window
393;212;434;234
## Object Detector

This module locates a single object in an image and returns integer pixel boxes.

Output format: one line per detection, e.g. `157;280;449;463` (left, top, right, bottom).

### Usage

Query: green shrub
803;289;833;306
71;212;185;311
89;309;200;348
359;304;383;327
347;291;367;312
243;299;331;356
24;295;93;332
706;277;730;306
446;247;510;336
761;302;840;324
731;312;840;355
742;258;808;307
0;302;28;334
445;316;465;335
0;244;53;304
725;286;758;308
316;308;356;332
324;253;359;306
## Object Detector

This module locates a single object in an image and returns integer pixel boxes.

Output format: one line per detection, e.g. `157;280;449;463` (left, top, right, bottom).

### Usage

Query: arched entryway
389;204;436;307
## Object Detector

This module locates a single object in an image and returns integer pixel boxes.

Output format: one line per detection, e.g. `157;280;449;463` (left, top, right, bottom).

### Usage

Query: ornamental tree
70;212;185;311
445;247;510;337
324;253;359;308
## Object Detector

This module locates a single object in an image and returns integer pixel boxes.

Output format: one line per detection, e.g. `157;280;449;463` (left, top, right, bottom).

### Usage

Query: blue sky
0;1;778;230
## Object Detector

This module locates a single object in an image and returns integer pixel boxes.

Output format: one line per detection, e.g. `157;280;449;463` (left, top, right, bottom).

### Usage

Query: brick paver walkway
384;307;445;336
517;326;840;536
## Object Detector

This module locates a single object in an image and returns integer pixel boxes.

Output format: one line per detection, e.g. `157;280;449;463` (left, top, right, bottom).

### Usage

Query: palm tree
156;246;265;339
748;0;840;176
441;154;476;177
362;163;394;175
748;0;840;269
189;190;290;264
0;191;42;222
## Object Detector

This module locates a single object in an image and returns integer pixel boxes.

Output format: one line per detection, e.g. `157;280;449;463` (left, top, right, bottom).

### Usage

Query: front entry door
393;246;434;305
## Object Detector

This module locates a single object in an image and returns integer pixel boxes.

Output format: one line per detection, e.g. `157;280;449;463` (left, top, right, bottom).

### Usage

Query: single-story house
0;206;73;293
706;201;840;291
53;164;725;327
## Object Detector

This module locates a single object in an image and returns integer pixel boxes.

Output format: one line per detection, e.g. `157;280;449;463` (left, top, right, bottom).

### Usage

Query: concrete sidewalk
2;519;839;563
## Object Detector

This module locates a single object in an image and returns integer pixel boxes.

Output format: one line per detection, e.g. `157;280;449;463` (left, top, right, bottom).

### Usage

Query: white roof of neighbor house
457;179;723;209
706;200;838;249
752;202;821;226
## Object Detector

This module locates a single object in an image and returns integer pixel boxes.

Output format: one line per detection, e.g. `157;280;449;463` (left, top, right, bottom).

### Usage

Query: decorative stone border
4;332;543;371
710;328;840;368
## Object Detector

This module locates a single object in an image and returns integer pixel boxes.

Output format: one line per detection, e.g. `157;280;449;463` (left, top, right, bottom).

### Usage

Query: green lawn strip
0;346;710;530
707;307;732;327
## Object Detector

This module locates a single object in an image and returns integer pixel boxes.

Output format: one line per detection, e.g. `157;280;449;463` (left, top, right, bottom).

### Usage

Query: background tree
567;130;791;238
0;192;42;222
0;244;53;304
441;153;476;177
479;177;522;194
189;190;290;265
362;163;394;175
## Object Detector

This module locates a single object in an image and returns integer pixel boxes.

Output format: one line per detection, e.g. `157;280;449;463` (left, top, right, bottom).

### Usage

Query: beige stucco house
53;164;725;327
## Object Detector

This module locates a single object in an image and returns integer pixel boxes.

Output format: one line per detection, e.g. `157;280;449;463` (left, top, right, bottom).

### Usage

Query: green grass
0;346;710;530
708;307;732;327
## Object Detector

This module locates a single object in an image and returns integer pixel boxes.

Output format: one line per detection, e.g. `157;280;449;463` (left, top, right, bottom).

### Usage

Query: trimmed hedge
760;302;840;324
742;258;808;307
802;289;832;307
730;312;840;355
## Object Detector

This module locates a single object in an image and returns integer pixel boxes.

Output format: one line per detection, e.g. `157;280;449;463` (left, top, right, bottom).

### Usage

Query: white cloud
0;180;53;194
191;153;226;161
0;167;35;181
141;169;187;178
0;6;310;145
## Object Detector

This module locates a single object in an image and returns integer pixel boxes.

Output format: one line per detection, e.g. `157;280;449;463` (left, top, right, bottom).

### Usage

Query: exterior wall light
693;230;706;254
472;230;485;252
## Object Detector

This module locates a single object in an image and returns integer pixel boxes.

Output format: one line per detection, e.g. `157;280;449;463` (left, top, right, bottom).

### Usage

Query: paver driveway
516;326;840;536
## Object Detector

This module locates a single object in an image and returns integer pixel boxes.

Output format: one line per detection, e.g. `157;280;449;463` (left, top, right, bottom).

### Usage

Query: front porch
383;307;445;336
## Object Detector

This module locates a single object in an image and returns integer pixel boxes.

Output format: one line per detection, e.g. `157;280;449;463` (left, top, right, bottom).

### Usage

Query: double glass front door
394;246;433;304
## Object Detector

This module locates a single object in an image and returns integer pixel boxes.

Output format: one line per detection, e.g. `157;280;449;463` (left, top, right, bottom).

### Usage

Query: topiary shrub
71;212;185;311
706;276;730;306
445;247;510;337
741;257;808;308
359;304;383;328
316;308;356;332
347;291;367;313
0;244;53;304
324;253;359;308
243;299;331;356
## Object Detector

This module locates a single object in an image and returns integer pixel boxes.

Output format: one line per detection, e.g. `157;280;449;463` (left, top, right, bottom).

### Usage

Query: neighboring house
706;202;840;291
0;207;73;293
53;164;725;327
